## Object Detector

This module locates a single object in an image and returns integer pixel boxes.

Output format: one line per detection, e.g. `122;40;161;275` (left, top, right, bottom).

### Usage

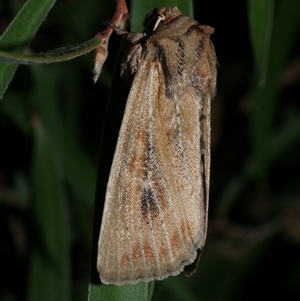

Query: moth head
143;7;183;35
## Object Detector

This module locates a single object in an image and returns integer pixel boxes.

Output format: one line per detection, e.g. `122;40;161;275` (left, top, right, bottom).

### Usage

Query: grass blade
0;0;57;98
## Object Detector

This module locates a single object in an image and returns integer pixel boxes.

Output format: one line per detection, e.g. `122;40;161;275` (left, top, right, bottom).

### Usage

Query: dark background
0;0;299;300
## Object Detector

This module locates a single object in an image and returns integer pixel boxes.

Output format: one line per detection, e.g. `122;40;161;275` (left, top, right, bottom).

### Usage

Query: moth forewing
97;6;217;285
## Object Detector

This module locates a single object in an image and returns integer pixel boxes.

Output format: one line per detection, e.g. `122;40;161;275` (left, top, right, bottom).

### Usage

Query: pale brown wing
97;21;216;285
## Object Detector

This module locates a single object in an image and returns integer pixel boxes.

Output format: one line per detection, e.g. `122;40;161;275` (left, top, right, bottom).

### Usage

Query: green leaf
28;118;70;301
0;35;102;65
247;0;274;85
88;282;152;301
0;0;57;98
249;0;300;189
28;63;96;247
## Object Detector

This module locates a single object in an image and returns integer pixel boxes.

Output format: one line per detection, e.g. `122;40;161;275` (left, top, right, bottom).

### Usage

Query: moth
97;6;217;285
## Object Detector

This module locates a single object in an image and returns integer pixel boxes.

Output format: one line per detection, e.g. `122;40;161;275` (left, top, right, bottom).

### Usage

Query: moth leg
106;21;129;35
125;33;146;44
107;22;146;43
121;44;143;75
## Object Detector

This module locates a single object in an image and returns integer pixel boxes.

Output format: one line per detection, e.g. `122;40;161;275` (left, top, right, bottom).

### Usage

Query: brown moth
97;6;217;285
